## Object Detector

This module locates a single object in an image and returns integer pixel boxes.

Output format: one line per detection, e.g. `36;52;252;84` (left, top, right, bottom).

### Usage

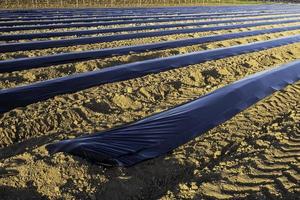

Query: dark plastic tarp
0;7;219;17
2;24;300;73
0;10;231;21
0;8;196;17
0;12;286;27
46;60;300;167
0;14;253;27
0;10;291;23
1;13;299;32
1;34;300;114
0;11;191;19
1;5;299;18
1;18;300;53
1;13;299;41
0;6;285;18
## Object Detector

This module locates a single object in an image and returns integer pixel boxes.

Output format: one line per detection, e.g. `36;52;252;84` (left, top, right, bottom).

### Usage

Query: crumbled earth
0;10;299;200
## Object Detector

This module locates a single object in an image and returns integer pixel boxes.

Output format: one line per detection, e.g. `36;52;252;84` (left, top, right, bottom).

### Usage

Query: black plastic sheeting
0;10;227;21
0;7;218;17
1;5;299;17
0;12;288;27
0;13;259;27
0;10;218;19
46;60;300;167
1;18;300;53
0;11;230;21
0;11;191;19
1;14;299;41
3;24;300;73
1;13;300;32
0;6;290;18
0;5;299;19
0;10;292;23
0;8;198;17
1;34;300;114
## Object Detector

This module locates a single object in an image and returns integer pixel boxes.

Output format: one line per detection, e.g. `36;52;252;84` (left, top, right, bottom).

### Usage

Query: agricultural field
0;4;300;200
0;0;265;9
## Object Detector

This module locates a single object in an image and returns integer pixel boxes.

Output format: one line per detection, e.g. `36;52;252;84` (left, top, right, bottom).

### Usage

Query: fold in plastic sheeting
46;60;300;167
1;14;298;41
3;24;300;73
1;34;300;114
1;18;300;53
1;13;299;33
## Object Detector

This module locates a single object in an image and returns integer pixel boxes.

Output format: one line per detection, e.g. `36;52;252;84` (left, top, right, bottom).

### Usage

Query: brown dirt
0;11;299;200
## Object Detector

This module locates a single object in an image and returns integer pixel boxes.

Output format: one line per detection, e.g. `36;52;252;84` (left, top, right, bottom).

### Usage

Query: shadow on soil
0;185;49;200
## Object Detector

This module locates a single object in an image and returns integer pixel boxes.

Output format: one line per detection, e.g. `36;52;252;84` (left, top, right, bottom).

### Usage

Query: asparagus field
0;4;299;199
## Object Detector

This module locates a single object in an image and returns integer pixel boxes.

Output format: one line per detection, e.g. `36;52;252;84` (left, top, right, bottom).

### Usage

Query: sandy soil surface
0;10;299;200
1;13;296;37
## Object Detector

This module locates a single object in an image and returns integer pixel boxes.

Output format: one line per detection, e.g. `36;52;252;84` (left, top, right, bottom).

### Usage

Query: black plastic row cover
0;11;193;19
0;10;222;21
1;34;300;114
1;13;300;33
0;12;286;27
0;7;220;16
46;60;300;167
0;10;290;23
1;17;300;53
1;13;299;41
1;4;299;17
0;6;286;17
2;24;300;73
0;9;197;18
0;14;254;27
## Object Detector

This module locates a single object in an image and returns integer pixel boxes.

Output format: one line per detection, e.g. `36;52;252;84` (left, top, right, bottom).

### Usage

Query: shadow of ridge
0;185;49;200
0;167;19;178
90;137;251;199
91;153;198;200
0;130;76;160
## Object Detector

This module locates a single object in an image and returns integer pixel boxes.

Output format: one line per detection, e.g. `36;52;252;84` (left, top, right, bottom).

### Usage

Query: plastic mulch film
1;34;300;113
2;24;300;72
46;60;300;167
